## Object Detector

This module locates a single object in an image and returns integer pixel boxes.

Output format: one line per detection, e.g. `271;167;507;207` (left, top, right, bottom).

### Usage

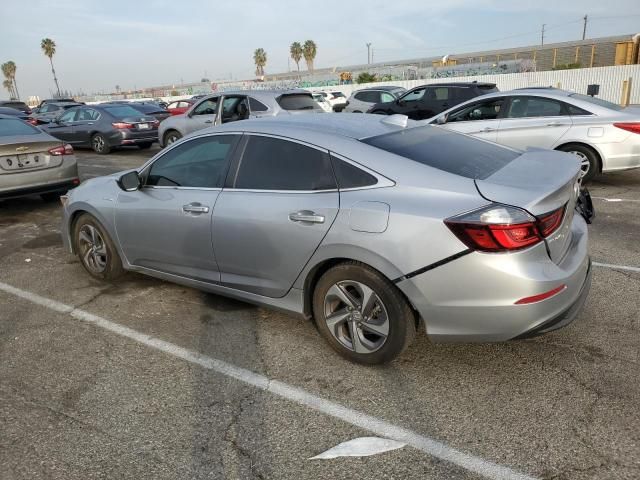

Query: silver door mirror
436;114;448;125
117;171;141;192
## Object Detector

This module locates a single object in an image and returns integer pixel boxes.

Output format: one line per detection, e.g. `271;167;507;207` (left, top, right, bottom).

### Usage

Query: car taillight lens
613;122;640;134
112;122;134;129
152;120;160;128
445;204;565;253
48;144;74;156
27;117;38;125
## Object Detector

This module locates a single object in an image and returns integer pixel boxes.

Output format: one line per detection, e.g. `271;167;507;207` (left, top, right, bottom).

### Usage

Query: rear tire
312;262;416;364
138;142;153;149
163;130;182;147
557;143;600;182
72;213;125;281
91;133;111;154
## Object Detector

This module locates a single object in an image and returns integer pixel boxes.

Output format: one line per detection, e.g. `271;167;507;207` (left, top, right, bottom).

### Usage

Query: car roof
202;89;311;98
357;86;406;92
413;82;496;88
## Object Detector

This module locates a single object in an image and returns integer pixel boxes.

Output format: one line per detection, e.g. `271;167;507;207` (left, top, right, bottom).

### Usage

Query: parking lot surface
1;146;639;480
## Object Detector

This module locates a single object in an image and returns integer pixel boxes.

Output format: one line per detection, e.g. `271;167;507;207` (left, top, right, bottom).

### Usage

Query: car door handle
182;203;210;214
204;120;213;124
546;122;567;127
289;210;325;224
480;127;495;132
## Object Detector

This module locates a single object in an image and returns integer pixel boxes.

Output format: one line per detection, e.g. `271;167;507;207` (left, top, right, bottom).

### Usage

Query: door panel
115;188;221;281
497;116;572;150
212;191;339;297
185;97;219;134
445;120;500;142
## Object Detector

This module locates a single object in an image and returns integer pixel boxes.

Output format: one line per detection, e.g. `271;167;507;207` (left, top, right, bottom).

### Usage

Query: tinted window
103;105;146;118
249;97;268;111
355;91;378;103
567;104;591;115
235;136;335;190
0;118;40;136
568;93;622;111
193;98;218;115
362;126;519;180
2;102;29;111
381;92;395;102
447;98;505;122
59;109;78;122
401;88;426;102
506;97;565;118
331;157;378;189
277;94;318;111
331;92;346;98
76;108;100;121
147;135;237;188
433;87;449;100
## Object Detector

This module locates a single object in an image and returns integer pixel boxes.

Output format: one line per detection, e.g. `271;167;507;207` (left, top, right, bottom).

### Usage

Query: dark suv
367;82;498;120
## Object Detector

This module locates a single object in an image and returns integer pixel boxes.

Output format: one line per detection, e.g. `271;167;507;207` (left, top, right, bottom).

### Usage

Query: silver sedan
60;114;593;364
430;88;640;181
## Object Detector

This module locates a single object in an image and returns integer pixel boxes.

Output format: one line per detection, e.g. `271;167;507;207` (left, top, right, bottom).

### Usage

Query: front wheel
557;144;600;182
163;130;182;147
91;133;111;154
312;262;416;364
73;213;125;280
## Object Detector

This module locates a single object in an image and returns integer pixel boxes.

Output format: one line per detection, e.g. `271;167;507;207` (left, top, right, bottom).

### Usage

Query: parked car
343;86;406;113
33;98;79;113
153;98;168;109
0;100;32;114
0;107;37;125
61;113;593;364
367;82;498;119
40;104;159;154
317;91;348;111
430;88;640;181
166;99;195;116
159;89;323;147
191;94;207;100
32;102;84;124
312;93;333;113
128;102;171;123
0;114;79;201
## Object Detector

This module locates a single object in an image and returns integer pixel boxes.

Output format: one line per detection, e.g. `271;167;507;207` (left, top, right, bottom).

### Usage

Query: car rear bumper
0;156;79;199
598;142;640;172
108;130;158;147
0;178;80;200
397;211;591;342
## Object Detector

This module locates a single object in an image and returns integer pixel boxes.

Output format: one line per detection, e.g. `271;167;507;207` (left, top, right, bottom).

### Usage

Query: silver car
430;88;640;181
158;89;323;147
61;114;593;364
1;114;79;201
343;86;406;113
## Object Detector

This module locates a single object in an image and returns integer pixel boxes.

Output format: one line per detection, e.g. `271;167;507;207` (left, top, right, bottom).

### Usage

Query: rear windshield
362;126;519;180
331;92;346;98
2;102;29;111
0;118;40;136
568;93;624;111
103;105;146;118
477;84;498;92
277;94;318;111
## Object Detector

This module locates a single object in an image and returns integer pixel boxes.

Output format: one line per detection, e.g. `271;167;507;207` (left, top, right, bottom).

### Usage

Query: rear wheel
557;144;600;182
73;213;125;280
312;262;416;364
163;130;182;147
91;133;111;154
138;142;153;149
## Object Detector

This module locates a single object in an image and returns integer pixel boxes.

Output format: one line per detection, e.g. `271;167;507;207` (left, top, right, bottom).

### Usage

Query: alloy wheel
78;224;108;273
167;133;180;145
323;280;389;354
568;150;590;178
93;135;105;153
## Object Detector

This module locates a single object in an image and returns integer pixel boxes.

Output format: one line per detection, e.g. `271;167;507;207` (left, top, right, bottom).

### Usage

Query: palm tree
3;79;14;98
1;63;16;98
5;61;19;99
302;40;317;72
253;48;267;77
290;42;303;72
41;38;61;97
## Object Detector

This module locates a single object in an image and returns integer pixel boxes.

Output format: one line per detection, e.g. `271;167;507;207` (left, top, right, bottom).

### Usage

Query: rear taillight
27;117;38;125
152;120;160;128
445;204;566;253
613;122;640;134
112;122;134;129
48;144;74;156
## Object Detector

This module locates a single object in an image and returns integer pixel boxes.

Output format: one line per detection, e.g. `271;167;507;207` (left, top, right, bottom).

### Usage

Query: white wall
311;65;640;105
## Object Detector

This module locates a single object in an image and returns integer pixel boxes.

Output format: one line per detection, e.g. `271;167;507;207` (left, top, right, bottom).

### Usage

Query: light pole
366;43;372;64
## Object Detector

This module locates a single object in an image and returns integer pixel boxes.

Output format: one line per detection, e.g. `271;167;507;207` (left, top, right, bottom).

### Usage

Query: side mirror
117;171;141;192
436;114;448;125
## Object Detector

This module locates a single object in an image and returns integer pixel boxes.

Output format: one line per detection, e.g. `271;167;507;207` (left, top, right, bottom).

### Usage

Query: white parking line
592;196;640;203
0;280;537;480
593;262;640;273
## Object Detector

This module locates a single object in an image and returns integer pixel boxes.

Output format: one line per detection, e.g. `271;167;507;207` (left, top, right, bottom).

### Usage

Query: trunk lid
475;149;582;264
0;136;64;173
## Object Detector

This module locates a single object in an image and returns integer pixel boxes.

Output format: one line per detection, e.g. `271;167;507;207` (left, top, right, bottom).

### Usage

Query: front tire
91;133;111;154
73;213;125;280
557;143;600;182
312;262;416;364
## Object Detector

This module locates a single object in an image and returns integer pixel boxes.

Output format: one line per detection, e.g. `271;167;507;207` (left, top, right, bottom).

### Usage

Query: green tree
2;79;14;98
1;62;17;98
4;61;19;99
356;72;377;84
253;48;267;77
41;38;61;96
302;40;317;72
290;42;303;72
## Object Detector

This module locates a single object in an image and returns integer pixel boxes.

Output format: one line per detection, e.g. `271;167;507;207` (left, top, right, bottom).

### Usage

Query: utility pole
582;14;588;40
366;43;372;64
541;24;546;46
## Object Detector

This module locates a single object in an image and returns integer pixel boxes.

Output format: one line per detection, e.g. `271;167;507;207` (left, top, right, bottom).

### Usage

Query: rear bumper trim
393;249;472;283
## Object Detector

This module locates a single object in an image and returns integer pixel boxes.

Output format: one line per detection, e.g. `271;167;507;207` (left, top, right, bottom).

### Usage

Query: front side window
146;135;237;188
447;98;505;122
506;96;565;118
235;136;336;191
400;88;426;103
193;98;218;116
381;92;395;103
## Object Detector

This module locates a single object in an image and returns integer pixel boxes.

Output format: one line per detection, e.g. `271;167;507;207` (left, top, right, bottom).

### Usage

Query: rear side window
249;97;268;111
355;91;378;103
331;157;378;189
277;94;318;111
3;102;29;111
566;104;591;116
362;126;519;180
0;118;40;136
235;136;336;190
506;97;566;118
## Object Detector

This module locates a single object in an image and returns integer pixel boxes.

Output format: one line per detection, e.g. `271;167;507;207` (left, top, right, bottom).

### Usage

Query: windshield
0;117;40;136
569;93;624;111
362;125;519;180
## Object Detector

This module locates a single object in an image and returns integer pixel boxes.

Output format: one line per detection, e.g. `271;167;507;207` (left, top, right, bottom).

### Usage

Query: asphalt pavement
1;146;639;480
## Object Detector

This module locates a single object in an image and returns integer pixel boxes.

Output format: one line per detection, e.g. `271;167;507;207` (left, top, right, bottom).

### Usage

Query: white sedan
430;88;640;181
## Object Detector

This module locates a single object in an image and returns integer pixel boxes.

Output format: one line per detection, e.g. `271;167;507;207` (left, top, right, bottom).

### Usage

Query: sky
1;0;640;99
